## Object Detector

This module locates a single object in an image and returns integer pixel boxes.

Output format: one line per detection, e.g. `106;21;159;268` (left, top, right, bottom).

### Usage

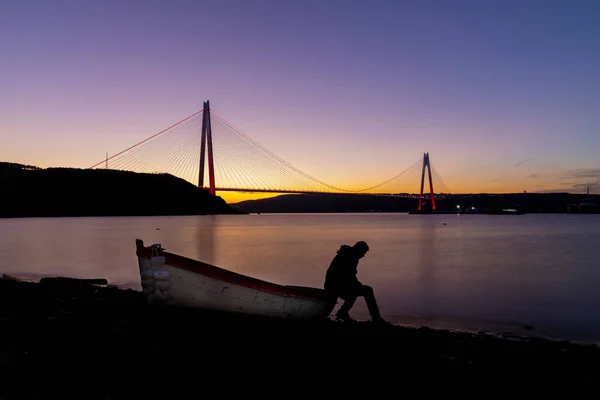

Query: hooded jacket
324;244;363;293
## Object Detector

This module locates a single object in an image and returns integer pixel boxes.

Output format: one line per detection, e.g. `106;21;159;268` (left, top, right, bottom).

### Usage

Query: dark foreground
1;278;599;397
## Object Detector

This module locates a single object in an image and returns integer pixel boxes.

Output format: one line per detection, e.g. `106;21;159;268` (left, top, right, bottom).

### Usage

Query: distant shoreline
3;161;597;217
0;162;241;218
3;210;600;219
0;211;248;220
231;192;599;214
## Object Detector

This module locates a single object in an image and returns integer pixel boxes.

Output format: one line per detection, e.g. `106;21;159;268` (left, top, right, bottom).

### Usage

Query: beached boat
135;239;337;319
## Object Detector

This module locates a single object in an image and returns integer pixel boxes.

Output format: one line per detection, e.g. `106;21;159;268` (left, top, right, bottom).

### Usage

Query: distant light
457;205;461;208
472;207;475;210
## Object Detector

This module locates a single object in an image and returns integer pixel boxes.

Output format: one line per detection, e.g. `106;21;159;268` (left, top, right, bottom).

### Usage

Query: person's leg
335;293;358;321
358;285;383;321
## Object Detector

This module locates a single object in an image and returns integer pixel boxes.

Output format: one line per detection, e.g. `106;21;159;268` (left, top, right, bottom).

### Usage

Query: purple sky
1;0;600;197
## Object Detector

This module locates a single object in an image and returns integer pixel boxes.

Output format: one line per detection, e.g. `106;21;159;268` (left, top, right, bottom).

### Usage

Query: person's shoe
335;311;357;323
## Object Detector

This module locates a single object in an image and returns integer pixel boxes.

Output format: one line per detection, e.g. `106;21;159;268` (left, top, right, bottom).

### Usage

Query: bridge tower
417;152;436;211
198;101;216;195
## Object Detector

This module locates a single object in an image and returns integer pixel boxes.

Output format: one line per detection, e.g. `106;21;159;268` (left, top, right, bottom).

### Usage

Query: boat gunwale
135;239;334;302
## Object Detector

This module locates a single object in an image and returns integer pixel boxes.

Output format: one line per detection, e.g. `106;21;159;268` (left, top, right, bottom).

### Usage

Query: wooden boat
135;239;337;319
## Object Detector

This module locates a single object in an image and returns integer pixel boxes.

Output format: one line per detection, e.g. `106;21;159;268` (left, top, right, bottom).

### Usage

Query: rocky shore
1;277;599;397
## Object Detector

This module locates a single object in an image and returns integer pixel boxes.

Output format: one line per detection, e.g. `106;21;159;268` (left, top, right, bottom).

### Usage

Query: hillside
233;193;419;213
231;192;589;213
0;162;239;217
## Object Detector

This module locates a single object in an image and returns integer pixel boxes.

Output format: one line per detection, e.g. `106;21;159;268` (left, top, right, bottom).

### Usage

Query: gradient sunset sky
1;0;599;203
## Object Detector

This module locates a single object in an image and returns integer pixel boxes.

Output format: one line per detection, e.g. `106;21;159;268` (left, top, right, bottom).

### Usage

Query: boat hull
135;240;336;320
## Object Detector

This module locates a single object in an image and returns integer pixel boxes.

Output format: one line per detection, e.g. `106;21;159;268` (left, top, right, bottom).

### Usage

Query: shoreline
2;211;597;220
381;314;600;347
1;277;600;393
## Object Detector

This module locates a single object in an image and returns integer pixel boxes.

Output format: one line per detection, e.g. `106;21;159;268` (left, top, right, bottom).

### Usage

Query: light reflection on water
1;213;599;342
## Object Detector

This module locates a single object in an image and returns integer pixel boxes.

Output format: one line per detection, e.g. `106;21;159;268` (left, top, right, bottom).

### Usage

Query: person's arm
347;260;362;288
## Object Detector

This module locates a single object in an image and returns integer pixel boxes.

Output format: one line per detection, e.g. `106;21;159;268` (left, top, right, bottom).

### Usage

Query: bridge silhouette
89;101;450;210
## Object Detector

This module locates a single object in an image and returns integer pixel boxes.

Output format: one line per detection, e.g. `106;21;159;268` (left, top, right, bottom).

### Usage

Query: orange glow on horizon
215;177;575;203
217;191;279;204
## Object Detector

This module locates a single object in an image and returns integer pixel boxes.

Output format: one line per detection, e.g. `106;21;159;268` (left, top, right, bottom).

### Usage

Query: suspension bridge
88;101;451;210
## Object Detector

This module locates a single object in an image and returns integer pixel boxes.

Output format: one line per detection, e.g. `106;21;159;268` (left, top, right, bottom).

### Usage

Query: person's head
353;241;369;258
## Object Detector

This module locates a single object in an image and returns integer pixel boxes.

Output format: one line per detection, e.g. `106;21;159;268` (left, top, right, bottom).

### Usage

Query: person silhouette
324;241;386;324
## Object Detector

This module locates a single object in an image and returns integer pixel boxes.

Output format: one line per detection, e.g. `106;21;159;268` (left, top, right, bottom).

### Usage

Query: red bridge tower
417;152;436;211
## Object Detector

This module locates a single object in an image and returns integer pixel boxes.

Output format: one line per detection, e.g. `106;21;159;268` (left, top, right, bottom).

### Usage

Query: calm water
1;213;599;342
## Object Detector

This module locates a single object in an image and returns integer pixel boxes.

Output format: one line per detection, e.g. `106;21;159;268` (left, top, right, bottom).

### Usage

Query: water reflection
195;215;217;265
416;221;437;319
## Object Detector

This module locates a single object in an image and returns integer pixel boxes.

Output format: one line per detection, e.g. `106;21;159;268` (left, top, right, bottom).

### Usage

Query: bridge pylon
417;152;436;211
198;101;216;195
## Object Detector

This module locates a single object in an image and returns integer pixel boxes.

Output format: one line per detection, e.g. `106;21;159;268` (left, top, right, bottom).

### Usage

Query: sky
1;0;599;203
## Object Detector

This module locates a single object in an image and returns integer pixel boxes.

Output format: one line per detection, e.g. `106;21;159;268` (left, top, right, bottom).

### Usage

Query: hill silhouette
0;162;239;218
231;192;589;214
